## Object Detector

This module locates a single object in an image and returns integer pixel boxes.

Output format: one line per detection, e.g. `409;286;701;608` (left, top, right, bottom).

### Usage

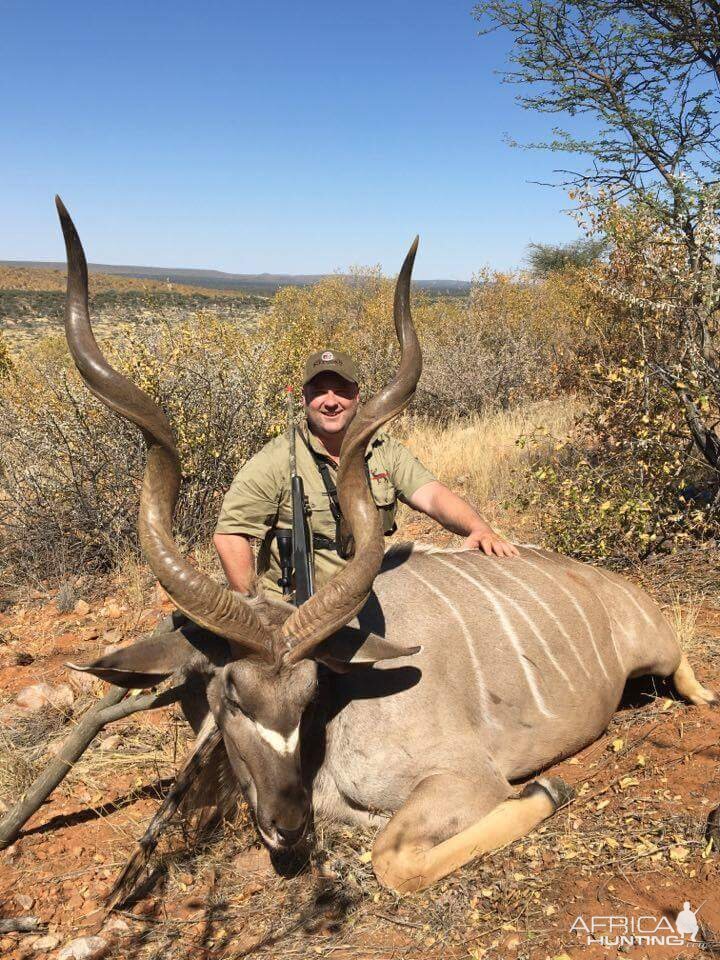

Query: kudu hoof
536;776;575;810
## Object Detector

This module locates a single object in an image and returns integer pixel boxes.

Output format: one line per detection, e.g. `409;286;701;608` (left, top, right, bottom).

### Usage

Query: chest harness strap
298;431;373;560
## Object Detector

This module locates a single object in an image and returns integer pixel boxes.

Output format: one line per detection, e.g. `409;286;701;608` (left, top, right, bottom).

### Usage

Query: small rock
15;894;34;911
132;899;159;916
15;682;74;713
101;627;123;644
74;600;91;617
33;934;60;951
57;936;107;960
98;735;122;752
14;651;34;666
176;895;205;919
102;916;130;937
105;602;123;619
5;841;22;861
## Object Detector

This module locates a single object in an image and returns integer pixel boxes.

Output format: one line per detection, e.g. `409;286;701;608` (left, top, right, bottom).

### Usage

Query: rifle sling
298;430;372;555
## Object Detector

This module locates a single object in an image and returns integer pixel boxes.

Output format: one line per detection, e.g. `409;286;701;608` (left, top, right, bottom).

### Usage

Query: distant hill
0;264;258;298
1;260;472;297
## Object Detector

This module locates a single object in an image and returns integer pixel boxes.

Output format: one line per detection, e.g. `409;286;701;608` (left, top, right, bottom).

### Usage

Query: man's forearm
407;481;519;557
213;533;256;594
408;481;491;537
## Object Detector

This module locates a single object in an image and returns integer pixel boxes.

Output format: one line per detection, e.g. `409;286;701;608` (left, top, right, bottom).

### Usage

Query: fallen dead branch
0;682;184;849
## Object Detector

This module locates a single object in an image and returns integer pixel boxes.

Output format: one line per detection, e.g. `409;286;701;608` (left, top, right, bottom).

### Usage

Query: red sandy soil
0;585;719;960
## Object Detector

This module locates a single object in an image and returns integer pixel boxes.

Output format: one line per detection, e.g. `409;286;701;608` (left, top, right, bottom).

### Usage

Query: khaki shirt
215;426;436;596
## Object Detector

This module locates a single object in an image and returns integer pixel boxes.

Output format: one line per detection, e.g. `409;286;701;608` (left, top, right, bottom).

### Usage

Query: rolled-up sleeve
215;439;284;539
383;437;436;504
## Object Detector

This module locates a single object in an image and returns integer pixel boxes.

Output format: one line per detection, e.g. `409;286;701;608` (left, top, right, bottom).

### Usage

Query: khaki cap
303;349;359;386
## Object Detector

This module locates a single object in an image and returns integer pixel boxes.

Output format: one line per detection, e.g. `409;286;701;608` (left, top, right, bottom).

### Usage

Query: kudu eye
222;674;248;715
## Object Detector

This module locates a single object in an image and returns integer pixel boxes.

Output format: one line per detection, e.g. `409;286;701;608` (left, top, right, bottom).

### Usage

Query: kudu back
57;198;717;895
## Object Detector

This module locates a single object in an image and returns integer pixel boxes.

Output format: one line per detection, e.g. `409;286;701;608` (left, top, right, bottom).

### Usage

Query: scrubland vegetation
0;265;264;350
2;198;719;588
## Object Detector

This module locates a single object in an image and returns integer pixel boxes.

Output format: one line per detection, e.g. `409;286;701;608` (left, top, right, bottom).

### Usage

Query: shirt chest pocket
369;472;396;508
304;488;339;539
368;472;398;535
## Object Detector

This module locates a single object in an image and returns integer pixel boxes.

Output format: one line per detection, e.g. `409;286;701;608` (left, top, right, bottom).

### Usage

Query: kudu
56;197;716;896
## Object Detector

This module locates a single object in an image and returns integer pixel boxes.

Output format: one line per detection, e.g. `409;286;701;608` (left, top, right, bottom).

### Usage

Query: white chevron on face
405;565;499;727
429;556;555;719
255;721;300;755
445;553;578;694
519;551;612;682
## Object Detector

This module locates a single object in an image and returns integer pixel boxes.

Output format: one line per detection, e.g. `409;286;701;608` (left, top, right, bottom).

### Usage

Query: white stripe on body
557;557;629;668
583;562;655;628
445;552;578;693
458;551;594;680
518;551;613;681
430;556;555;718
255;721;300;755
535;551;629;670
405;565;499;728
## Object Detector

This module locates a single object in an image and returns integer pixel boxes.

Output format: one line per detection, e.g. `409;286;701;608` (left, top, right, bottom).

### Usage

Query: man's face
302;372;360;437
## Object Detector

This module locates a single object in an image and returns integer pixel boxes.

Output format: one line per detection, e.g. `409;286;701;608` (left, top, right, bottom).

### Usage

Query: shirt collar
303;423;386;460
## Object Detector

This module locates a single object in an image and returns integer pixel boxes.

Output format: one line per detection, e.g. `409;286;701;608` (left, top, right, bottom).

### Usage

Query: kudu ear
313;626;421;673
67;626;202;689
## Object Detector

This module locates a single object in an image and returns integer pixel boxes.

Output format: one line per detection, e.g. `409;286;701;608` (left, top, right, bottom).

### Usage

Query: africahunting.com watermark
571;901;704;948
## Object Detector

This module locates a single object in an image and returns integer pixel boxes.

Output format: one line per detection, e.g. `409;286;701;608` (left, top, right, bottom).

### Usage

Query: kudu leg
673;654;718;707
372;771;573;894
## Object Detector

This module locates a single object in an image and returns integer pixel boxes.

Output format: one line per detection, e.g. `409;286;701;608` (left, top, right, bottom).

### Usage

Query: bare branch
0;683;185;850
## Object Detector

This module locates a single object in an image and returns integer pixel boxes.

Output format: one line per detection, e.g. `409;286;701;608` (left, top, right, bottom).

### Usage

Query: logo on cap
321;351;335;362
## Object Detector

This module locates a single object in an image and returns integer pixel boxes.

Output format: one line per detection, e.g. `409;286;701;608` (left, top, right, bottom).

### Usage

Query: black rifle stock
286;391;314;605
290;472;313;604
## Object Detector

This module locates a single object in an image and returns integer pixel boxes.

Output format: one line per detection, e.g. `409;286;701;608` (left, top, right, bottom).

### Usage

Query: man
214;349;518;597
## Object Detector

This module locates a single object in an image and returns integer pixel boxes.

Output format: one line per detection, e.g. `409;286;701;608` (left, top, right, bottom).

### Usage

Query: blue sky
2;0;586;279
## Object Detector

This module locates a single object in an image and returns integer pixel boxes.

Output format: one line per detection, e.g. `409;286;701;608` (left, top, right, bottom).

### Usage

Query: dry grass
392;399;579;540
110;551;157;612
666;593;706;653
0;706;72;806
399;399;578;502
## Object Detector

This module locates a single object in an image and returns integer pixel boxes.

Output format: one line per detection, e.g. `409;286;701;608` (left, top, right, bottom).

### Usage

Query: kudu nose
275;823;306;847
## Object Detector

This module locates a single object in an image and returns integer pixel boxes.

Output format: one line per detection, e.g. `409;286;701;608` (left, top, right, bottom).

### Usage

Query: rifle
279;389;314;605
